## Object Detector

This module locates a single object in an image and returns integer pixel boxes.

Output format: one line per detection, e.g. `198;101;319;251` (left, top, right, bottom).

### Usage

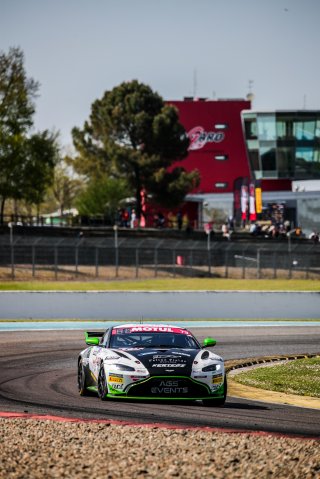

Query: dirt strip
0;414;319;479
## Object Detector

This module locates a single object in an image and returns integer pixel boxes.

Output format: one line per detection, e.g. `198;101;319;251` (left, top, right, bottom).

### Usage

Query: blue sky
1;0;320;148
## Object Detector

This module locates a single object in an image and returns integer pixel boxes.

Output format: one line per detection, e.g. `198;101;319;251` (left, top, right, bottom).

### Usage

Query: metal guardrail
0;234;319;280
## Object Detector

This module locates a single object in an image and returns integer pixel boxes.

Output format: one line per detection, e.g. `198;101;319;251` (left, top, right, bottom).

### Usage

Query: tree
76;176;131;220
72;80;199;219
50;156;83;215
0;47;57;222
22;131;59;210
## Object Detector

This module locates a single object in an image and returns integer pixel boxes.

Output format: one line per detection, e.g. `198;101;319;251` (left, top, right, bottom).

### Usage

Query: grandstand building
168;98;320;234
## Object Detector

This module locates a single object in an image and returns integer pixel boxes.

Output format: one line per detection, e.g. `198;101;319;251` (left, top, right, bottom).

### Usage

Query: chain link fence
0;234;319;281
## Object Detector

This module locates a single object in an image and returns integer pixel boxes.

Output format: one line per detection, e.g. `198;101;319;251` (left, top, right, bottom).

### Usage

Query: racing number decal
89;347;101;375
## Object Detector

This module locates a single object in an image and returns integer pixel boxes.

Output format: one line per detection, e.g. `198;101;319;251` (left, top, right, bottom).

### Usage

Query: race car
77;323;227;406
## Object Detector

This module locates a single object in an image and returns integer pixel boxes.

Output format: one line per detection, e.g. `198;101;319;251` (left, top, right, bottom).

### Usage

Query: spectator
130;209;137;228
167;211;175;228
120;208;130;227
284;220;291;233
222;222;231;240
176;211;183;230
182;213;189;230
157;212;165;228
309;231;319;243
228;215;234;231
249;223;257;235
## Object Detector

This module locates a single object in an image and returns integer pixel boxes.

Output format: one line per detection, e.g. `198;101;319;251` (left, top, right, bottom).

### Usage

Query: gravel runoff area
0;417;319;479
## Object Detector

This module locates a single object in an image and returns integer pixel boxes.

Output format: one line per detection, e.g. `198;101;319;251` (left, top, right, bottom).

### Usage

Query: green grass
0;278;319;291
233;357;320;398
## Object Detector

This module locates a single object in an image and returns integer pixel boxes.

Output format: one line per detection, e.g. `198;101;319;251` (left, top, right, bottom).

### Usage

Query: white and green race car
77;323;227;406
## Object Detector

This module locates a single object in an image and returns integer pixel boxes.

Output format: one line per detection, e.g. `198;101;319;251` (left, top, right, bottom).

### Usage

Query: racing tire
97;365;108;401
78;360;91;396
202;374;227;407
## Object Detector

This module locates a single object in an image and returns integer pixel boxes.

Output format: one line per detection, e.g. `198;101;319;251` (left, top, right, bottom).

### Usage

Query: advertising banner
240;185;248;220
249;182;256;221
255;187;262;214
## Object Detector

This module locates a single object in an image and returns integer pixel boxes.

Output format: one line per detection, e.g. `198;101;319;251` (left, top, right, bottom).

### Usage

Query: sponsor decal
171;351;191;357
212;376;223;384
109;375;123;383
108;372;123;378
104;355;120;360
124;348;144;351
112;326;191;335
194;375;208;379
152;364;185;368
111;383;124;390
138;351;157;356
151;380;188;395
130;376;146;382
188;126;225;150
151;355;187;364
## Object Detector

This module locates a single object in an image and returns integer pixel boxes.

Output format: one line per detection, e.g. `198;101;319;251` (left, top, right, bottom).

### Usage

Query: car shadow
222;400;269;410
91;396;269;411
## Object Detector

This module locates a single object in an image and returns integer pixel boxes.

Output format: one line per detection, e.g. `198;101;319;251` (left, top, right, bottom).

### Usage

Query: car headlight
113;363;136;372
202;363;221;372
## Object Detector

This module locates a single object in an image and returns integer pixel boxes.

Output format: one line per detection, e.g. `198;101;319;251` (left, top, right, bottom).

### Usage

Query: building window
261;146;277;177
257;114;276;141
244;111;320;181
214;155;228;161
313;149;320;177
294;121;316;141
244;119;258;139
277;147;295;178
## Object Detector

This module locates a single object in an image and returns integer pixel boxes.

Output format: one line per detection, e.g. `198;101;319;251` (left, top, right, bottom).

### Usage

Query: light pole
8;222;14;279
287;229;296;254
287;229;296;278
204;222;212;276
113;225;119;277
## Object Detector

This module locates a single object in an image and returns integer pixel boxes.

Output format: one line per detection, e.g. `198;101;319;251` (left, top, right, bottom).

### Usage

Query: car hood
120;348;200;376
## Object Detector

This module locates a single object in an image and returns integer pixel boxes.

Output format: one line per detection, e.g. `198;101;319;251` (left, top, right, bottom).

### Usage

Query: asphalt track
0;327;319;438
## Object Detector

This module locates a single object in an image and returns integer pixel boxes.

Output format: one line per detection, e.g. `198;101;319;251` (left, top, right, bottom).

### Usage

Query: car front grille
126;376;210;398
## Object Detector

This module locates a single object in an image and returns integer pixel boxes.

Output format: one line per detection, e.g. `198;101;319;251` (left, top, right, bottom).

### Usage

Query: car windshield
109;331;200;349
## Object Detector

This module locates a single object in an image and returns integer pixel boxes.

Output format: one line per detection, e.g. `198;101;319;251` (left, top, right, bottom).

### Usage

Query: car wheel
203;375;227;407
78;360;91;396
97;365;108;400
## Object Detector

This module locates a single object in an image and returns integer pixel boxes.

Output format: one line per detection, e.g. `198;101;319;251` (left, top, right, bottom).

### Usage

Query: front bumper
106;375;225;401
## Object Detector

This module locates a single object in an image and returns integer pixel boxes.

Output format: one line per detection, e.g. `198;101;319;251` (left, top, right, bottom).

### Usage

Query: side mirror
202;337;216;348
85;336;100;346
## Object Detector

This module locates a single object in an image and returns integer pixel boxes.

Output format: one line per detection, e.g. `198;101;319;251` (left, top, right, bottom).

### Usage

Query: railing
0;239;319;280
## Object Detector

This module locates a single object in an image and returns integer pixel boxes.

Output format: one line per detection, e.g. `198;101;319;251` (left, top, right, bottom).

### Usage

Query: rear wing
85;331;104;346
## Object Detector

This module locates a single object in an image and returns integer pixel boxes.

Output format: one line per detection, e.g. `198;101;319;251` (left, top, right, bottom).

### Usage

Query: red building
157;99;320;233
169;98;251;194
